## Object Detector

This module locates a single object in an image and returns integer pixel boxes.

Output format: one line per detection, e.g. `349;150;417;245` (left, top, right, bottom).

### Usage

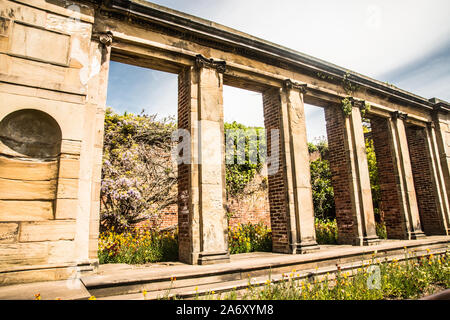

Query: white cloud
108;1;450;141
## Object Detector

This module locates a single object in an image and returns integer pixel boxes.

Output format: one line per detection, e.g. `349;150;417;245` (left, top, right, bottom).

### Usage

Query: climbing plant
341;97;353;116
100;108;178;232
224;121;265;198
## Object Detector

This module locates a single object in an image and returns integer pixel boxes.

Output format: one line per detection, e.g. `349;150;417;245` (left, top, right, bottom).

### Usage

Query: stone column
85;32;112;266
386;112;425;239
371;116;408;239
432;104;450;225
324;99;378;245
415;123;449;234
280;80;319;253
177;55;229;265
425;122;450;234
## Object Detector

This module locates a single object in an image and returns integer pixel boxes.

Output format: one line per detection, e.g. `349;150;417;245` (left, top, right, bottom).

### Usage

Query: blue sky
106;0;450;141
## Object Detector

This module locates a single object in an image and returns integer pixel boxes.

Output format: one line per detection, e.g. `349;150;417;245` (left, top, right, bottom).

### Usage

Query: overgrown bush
224;122;265;198
229;223;272;254
98;227;178;264
101;109;177;232
315;219;338;244
310;160;335;220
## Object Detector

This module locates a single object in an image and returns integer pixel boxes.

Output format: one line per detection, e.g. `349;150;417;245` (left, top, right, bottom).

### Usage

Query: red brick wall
324;105;357;244
370;116;408;238
227;188;271;228
177;67;193;262
406;125;445;235
139;192;271;231
262;88;290;253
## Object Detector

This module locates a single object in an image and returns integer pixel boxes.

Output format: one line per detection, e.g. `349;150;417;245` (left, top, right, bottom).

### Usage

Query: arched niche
0;109;62;159
0;109;63;217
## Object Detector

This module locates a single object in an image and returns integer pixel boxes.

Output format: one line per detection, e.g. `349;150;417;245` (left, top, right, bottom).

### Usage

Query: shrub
376;222;387;239
224;122;265;198
228;223;272;254
98;227;178;264
101;109;177;233
315;218;338;244
310;160;335;220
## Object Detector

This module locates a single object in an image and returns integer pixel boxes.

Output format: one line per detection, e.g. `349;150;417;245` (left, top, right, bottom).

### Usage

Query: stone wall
0;0;107;284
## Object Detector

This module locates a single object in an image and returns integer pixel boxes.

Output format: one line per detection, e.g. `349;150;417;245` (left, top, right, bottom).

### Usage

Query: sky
106;0;450;142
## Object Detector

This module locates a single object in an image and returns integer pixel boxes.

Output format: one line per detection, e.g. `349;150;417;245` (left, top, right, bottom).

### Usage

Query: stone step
86;236;449;300
0;279;90;300
97;246;449;300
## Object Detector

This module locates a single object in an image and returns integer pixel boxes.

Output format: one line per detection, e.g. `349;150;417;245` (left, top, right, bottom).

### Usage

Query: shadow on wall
0;109;62;241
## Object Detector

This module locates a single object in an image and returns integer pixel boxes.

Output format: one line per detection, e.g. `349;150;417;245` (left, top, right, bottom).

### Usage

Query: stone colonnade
174;55;450;265
0;0;449;285
176;57;321;265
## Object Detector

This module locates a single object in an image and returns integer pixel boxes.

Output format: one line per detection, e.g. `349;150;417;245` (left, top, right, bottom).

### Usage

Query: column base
410;230;426;240
198;251;230;265
75;259;99;275
362;236;380;246
291;241;320;254
354;235;380;246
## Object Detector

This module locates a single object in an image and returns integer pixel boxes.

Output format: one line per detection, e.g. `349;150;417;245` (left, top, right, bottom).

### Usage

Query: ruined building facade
0;0;449;284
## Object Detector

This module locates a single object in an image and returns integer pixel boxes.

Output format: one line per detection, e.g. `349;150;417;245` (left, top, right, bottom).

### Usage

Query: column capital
195;54;226;73
433;103;450;115
283;79;307;94
391;111;408;121
92;31;113;47
348;97;366;109
426;121;436;129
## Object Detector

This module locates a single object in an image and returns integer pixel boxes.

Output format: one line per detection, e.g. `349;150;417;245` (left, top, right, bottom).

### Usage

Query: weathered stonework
0;0;449;284
325;102;379;245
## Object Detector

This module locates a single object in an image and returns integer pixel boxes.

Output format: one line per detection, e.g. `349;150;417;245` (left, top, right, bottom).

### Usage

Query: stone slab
0;279;90;300
0;200;53;221
81;236;449;297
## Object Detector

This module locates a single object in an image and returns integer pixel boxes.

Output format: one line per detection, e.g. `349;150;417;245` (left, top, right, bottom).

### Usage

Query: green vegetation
224;121;265;198
190;250;450;300
99;110;387;263
228;223;272;254
98;228;178;264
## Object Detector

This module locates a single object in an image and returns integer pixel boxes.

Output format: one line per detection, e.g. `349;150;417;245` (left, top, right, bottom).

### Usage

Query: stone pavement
0;236;448;300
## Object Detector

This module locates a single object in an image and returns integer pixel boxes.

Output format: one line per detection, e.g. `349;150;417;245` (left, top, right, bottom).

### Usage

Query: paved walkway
0;236;448;300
